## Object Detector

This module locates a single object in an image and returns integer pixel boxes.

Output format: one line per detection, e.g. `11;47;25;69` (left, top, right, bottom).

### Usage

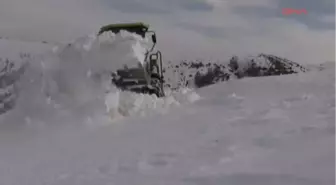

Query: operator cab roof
98;22;149;38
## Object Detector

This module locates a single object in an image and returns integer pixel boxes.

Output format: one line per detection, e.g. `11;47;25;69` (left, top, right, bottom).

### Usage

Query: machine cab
98;22;154;41
97;22;164;97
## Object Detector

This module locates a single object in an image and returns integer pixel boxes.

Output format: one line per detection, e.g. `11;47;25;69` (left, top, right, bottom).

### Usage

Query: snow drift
0;31;334;185
0;31;320;122
0;51;334;185
2;30;313;122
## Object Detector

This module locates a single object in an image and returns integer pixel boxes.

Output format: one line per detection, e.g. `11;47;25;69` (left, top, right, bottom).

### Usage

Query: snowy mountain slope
0;60;334;185
163;54;309;89
0;33;334;185
0;37;52;63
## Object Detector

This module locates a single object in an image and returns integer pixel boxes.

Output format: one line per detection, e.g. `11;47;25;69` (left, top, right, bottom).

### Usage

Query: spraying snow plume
0;31;199;126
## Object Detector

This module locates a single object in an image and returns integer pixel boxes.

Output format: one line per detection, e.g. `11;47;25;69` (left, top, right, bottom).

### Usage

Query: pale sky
0;0;334;64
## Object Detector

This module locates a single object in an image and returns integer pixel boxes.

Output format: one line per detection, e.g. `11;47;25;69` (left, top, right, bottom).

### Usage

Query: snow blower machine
98;22;165;97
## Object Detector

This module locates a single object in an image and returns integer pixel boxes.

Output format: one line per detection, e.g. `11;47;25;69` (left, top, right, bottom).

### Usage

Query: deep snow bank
0;32;328;124
0;53;333;185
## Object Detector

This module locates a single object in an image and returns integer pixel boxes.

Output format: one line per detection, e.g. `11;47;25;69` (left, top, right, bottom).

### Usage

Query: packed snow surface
0;32;334;185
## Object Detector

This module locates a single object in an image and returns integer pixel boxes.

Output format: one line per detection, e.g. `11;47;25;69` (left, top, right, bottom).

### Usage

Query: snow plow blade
98;22;165;97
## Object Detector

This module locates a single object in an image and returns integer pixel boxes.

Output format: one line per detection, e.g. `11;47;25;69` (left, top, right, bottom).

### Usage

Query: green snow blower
98;22;165;97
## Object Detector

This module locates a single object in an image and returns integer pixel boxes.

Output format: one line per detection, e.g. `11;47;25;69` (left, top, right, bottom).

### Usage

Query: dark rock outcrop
0;54;30;115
